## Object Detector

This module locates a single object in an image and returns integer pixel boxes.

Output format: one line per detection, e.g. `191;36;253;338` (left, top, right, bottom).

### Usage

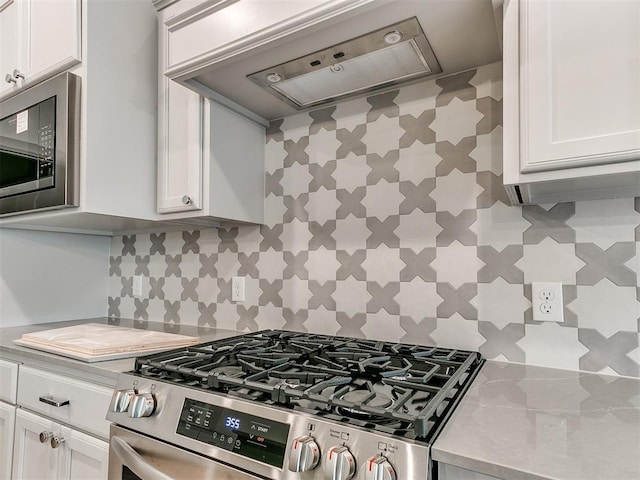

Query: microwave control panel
38;123;54;179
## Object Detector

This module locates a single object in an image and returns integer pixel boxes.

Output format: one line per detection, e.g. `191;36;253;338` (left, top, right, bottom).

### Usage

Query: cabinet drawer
0;359;18;404
17;366;112;439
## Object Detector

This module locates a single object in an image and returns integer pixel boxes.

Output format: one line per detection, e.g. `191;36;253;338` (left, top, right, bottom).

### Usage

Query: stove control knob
324;445;356;480
363;455;397;480
289;435;320;472
110;389;136;413
128;393;156;418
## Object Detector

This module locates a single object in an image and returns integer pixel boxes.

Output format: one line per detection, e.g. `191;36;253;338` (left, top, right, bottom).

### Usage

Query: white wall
0;229;109;327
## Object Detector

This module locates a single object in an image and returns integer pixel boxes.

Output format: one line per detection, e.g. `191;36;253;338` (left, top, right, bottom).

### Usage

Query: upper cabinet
155;1;265;226
0;0;81;99
503;0;640;204
0;0;166;235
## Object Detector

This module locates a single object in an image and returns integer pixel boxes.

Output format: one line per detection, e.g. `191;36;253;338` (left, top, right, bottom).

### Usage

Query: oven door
109;424;262;480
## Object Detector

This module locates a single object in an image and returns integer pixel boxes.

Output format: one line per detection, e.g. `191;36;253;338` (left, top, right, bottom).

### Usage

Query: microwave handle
111;435;175;480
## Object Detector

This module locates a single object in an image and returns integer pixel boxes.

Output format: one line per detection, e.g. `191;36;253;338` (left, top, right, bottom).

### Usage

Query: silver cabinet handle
5;74;16;84
39;395;70;407
12;69;24;80
111;436;175;480
181;195;193;205
50;436;65;449
39;431;54;443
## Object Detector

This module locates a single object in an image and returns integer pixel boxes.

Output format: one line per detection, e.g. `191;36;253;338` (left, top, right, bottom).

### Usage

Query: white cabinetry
163;0;331;73
0;0;163;235
12;409;108;480
10;364;112;480
0;359;18;479
0;0;81;99
17;366;113;439
0;0;22;97
503;0;640;204
0;402;16;479
156;1;265;226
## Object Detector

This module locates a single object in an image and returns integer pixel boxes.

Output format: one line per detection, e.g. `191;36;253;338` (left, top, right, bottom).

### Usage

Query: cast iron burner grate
134;330;483;441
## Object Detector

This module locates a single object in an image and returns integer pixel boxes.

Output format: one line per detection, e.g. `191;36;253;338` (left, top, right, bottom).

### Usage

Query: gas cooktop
107;330;484;480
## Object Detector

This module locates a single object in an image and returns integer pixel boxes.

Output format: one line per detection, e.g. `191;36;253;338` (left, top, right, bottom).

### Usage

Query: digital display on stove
176;398;290;468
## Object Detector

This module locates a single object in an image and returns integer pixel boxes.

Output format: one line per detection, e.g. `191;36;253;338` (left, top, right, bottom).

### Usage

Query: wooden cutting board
13;323;200;362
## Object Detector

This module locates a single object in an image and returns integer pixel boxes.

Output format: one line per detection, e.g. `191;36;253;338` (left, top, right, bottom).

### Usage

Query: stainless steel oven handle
110;435;176;480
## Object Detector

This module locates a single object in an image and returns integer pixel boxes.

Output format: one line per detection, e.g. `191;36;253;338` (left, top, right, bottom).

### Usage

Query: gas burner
338;390;393;419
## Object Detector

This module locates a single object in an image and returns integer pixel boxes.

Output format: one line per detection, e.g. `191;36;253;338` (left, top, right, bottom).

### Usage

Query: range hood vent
247;17;441;110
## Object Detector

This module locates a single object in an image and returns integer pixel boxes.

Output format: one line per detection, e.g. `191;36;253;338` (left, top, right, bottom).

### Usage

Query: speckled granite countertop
432;360;640;480
0;318;240;384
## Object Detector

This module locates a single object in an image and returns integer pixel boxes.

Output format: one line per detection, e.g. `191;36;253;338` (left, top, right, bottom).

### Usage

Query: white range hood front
163;0;503;123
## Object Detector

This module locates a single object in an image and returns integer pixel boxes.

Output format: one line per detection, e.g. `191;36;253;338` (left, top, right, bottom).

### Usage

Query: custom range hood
247;18;441;110
164;0;503;123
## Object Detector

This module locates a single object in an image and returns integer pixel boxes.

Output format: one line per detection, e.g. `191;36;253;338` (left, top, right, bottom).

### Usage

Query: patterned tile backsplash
108;62;640;378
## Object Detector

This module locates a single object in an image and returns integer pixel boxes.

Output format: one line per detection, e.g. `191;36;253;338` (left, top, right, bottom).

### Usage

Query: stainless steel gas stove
106;330;483;480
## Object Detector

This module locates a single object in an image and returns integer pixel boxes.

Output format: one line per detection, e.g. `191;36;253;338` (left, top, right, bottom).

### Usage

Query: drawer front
0;359;18;404
17;366;112;439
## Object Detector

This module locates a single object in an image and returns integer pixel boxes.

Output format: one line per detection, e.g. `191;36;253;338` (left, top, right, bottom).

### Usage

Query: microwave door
0;97;55;199
0;138;44;199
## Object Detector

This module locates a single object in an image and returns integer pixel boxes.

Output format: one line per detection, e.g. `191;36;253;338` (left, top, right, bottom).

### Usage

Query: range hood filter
247;17;441;110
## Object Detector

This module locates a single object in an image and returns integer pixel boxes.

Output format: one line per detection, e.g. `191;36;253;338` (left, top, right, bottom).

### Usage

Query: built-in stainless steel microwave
0;72;80;216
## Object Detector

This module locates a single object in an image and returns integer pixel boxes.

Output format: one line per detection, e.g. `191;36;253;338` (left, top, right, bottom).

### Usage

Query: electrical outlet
232;276;245;302
531;282;563;322
133;275;142;298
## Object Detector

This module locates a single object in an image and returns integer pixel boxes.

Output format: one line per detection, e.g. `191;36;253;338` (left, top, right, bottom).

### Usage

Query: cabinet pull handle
12;69;25;80
39;431;53;443
5;74;16;84
182;195;193;205
39;395;70;407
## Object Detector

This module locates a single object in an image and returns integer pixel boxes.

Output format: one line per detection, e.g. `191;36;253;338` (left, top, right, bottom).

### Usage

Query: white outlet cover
532;282;564;322
232;276;245;302
133;275;143;298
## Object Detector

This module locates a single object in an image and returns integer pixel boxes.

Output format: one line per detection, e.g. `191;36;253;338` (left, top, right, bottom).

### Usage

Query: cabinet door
59;426;108;480
157;77;204;213
0;402;16;480
23;0;81;85
0;0;25;97
12;409;62;480
520;0;640;173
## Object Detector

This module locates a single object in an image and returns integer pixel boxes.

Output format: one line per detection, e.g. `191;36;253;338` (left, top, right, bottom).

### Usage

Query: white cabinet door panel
24;0;81;84
60;426;108;480
13;409;62;480
0;402;15;480
521;0;640;172
157;78;204;213
0;0;25;96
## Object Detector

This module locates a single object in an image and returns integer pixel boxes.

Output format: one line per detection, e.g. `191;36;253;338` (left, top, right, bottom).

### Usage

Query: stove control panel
176;398;290;469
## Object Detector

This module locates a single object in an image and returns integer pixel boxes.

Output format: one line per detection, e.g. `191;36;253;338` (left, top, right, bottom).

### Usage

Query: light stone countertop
0;317;240;385
4;321;639;479
432;360;640;480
